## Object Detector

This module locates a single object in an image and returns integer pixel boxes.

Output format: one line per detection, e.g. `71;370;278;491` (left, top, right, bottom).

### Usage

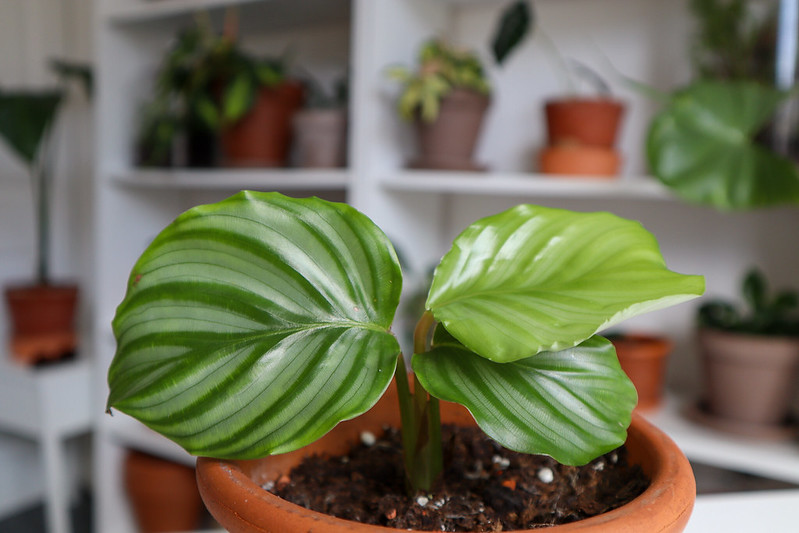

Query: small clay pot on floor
409;88;490;171
124;449;205;533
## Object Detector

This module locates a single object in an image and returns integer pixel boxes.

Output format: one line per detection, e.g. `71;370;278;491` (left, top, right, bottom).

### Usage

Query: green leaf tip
108;191;402;458
426;204;704;362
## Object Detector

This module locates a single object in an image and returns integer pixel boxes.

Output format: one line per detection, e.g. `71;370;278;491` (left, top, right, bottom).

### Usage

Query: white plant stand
0;357;94;533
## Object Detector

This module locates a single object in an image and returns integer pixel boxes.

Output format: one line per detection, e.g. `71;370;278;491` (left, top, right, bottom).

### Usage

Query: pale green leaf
426;204;704;362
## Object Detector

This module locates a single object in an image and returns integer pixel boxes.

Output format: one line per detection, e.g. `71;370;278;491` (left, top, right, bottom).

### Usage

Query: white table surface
684;489;799;532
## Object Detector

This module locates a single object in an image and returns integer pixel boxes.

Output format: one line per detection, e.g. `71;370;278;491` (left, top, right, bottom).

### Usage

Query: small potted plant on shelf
387;39;492;171
693;268;799;439
292;74;348;168
0;59;91;365
385;1;532;173
136;11;304;169
107;191;703;531
539;59;626;178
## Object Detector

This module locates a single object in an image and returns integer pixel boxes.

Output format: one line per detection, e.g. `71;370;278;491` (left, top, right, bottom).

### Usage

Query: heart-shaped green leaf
0;90;62;166
413;330;636;465
647;81;799;210
108;191;402;458
426;204;704;362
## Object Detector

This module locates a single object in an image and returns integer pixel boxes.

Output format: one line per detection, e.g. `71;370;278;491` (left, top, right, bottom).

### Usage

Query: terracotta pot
611;333;673;411
4;283;78;365
221;81;305;167
539;145;620;177
292;107;347;168
124;449;205;533
544;98;625;148
197;384;695;532
699;328;799;427
409;88;490;171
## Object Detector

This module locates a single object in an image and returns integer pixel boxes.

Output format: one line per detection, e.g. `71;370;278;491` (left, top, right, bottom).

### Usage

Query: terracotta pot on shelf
539;145;620;177
539;97;625;178
292;107;348;168
124;449;205;533
544;98;625;148
197;383;695;533
611;333;673;411
221;81;305;168
694;328;799;438
4;283;79;365
408;88;490;171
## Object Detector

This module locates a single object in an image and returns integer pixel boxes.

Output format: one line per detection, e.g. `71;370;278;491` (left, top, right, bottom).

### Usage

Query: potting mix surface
269;425;649;531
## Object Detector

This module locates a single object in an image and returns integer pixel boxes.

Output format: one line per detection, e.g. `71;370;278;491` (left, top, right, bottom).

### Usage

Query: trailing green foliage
108;192;703;492
647;81;799;210
699;268;799;336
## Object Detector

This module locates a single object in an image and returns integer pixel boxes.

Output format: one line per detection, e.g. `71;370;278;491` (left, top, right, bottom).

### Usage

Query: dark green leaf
0;90;62;166
108;192;402;459
492;1;533;66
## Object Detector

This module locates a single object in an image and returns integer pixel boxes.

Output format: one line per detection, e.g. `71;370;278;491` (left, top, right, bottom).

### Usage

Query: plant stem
394;311;443;493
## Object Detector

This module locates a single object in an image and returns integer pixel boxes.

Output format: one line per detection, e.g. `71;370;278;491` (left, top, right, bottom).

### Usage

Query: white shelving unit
93;1;799;532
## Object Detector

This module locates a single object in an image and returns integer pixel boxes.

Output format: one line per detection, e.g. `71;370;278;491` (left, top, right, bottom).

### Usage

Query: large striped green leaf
426;205;704;362
647;81;799;210
413;330;636;465
108;192;402;458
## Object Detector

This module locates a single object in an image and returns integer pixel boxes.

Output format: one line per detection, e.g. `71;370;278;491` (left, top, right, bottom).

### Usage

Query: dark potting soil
269;424;649;531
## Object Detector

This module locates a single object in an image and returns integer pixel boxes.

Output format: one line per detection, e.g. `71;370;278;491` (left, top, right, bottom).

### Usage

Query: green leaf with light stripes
413;330;637;465
108;191;402;459
426;204;704;363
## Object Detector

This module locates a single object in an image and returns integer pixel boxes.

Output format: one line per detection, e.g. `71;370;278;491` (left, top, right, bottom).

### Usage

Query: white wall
0;0;94;519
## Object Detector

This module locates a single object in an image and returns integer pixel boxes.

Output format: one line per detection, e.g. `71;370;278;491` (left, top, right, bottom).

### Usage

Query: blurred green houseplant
137;12;286;166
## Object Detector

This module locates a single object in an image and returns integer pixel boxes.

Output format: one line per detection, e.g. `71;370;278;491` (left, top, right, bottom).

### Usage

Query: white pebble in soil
360;431;376;446
416;496;429;507
537;467;555;483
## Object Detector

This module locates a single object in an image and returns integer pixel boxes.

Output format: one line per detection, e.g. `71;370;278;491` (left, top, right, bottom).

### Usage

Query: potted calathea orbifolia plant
107;192;703;532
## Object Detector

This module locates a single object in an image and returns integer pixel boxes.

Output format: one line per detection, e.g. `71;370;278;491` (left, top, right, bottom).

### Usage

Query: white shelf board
101;411;197;467
105;0;264;23
644;395;799;485
382;171;674;200
112;168;351;191
686;489;799;533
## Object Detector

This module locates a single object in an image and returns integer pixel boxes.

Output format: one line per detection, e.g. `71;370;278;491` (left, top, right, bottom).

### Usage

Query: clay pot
699;328;799;429
197;384;695;532
544;98;625;148
221;81;305;167
409;88;490;171
292;108;347;168
611;333;673;411
539;145;620;177
4;283;78;365
124;449;205;533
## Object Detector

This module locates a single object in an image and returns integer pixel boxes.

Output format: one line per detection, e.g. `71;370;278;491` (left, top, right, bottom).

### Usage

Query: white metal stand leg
41;433;70;533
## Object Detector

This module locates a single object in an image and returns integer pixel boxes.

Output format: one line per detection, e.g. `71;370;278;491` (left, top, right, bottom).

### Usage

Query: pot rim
196;413;695;532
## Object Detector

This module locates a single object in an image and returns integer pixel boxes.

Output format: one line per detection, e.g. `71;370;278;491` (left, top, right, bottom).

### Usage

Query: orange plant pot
124;450;205;533
221;81;305;168
4;283;79;365
611;333;673;411
539;145;620;177
544;98;625;148
197;384;695;533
